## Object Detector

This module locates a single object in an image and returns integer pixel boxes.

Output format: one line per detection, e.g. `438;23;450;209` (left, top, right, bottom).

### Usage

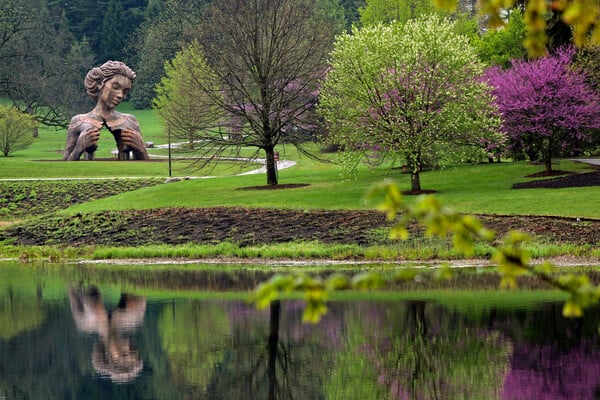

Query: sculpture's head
84;61;136;101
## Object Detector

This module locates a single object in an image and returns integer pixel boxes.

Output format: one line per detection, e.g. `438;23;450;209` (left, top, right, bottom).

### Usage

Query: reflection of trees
158;299;231;390
64;266;274;292
329;301;511;400
486;303;600;399
387;302;510;399
206;300;329;399
6;260;600;399
502;341;600;399
159;299;332;399
0;285;45;340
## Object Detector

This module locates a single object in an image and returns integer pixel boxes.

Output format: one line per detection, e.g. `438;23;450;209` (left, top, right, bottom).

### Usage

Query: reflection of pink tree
485;46;600;173
503;342;600;399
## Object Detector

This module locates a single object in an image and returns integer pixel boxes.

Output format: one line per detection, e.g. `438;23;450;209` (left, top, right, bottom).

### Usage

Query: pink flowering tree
485;46;600;174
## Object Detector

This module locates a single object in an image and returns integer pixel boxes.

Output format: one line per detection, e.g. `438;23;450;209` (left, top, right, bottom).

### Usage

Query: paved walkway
0;157;296;181
571;158;600;166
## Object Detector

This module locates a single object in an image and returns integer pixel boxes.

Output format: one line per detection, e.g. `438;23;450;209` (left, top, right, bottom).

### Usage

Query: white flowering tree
319;16;503;192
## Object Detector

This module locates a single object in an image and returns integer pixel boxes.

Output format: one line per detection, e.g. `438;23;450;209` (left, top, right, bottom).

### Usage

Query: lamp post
167;124;172;177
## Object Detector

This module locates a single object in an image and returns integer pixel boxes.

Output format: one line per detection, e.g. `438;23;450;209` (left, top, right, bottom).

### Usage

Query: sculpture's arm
120;128;149;160
64;127;100;161
62;118;82;160
62;117;101;161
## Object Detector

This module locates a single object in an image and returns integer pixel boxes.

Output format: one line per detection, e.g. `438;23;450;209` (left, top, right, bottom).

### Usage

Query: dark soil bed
513;167;600;189
1;206;598;249
0;170;598;249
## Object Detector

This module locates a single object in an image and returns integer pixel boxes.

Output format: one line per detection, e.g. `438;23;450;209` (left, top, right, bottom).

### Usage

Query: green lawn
60;158;600;219
2;102;599;219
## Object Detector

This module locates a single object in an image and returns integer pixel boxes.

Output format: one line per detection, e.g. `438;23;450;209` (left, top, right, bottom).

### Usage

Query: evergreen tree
98;0;126;62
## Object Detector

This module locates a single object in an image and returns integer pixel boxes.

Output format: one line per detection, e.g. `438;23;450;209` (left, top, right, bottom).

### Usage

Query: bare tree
190;0;339;185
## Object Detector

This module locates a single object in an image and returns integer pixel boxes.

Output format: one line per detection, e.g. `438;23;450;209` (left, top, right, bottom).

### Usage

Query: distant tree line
0;0;598;178
0;0;365;119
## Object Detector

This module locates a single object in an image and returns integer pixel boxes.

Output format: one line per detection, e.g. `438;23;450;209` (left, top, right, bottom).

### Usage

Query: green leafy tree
475;10;528;67
575;45;600;92
0;0;37;51
153;42;225;149
339;0;366;29
436;0;599;57
97;0;127;62
319;16;503;192
574;45;600;154
0;105;38;156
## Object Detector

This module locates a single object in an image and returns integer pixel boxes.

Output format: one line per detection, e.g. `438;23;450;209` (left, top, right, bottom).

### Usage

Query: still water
1;261;600;399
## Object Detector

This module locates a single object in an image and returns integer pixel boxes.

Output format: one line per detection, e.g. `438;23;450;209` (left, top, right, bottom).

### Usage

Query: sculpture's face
100;75;132;109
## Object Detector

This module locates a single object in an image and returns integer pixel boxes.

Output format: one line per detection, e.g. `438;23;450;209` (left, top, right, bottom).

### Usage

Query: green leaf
351;272;386;290
252;283;278;309
433;265;454;281
434;0;458;11
303;297;328;323
499;275;517;289
394;268;418;282
562;300;583;318
326;273;351;291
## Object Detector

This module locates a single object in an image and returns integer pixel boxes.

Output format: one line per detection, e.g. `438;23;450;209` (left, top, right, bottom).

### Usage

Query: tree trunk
543;138;553;173
410;171;421;192
544;156;553;173
408;151;422;191
265;147;278;185
267;300;281;400
26;106;39;138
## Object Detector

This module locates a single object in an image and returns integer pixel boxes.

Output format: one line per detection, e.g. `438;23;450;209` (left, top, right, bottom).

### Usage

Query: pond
1;260;600;399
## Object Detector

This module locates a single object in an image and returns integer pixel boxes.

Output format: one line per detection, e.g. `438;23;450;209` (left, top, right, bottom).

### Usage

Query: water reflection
1;262;600;399
69;287;146;384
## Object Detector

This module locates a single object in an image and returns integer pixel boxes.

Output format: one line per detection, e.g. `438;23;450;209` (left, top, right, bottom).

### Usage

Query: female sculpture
62;61;149;160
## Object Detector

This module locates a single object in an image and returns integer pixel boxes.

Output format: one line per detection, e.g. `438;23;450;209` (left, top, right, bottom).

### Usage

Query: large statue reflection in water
69;286;146;384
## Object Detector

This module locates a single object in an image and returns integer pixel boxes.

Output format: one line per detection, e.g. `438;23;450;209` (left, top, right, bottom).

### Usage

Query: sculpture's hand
80;127;101;152
67;127;100;160
120;128;149;160
120;128;144;149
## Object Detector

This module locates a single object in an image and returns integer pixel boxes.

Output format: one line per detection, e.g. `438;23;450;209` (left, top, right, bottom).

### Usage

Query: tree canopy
474;10;527;68
153;41;224;148
0;105;38;156
485;46;600;172
319;16;503;192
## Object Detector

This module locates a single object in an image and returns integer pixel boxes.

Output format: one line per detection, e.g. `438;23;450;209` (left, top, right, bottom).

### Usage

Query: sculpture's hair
84;61;136;100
